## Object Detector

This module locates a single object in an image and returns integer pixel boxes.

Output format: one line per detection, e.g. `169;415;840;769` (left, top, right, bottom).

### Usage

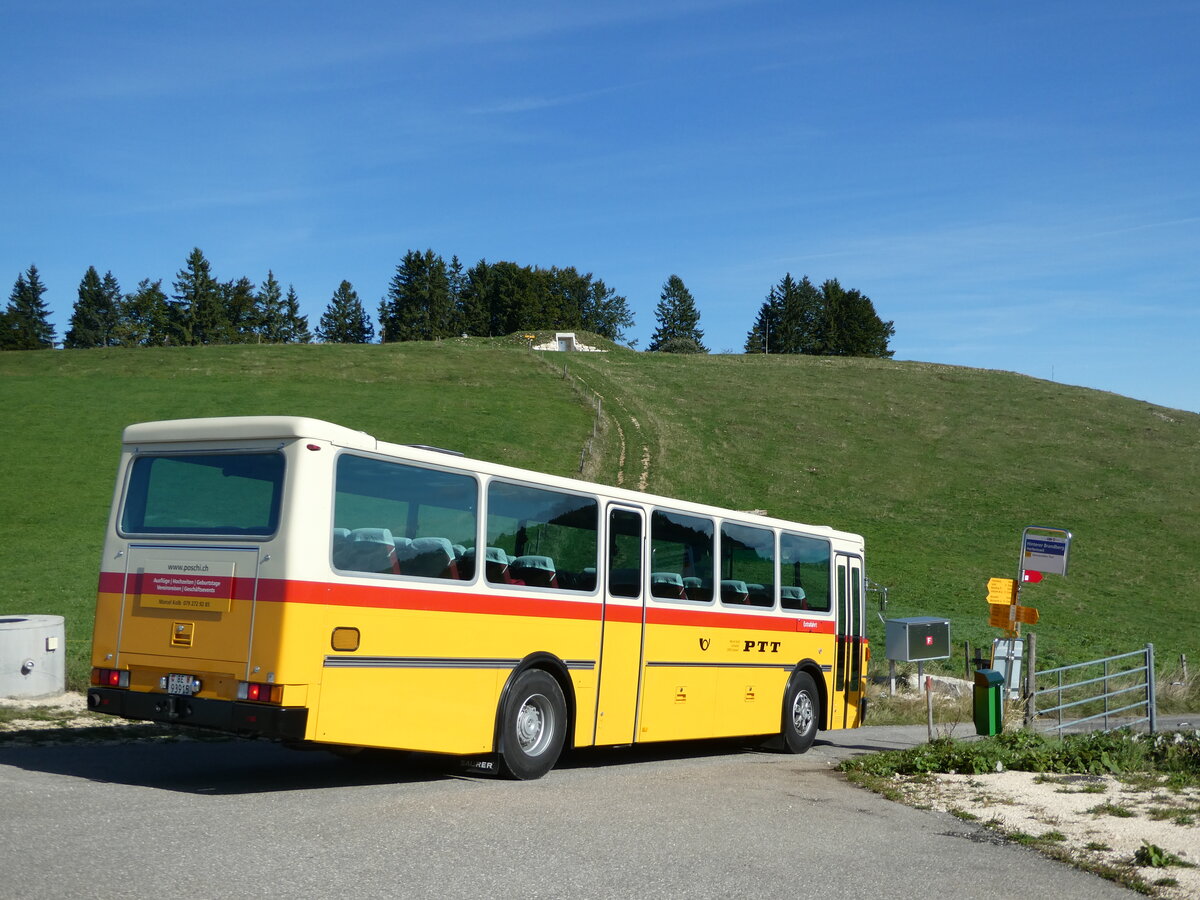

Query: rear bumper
87;688;308;741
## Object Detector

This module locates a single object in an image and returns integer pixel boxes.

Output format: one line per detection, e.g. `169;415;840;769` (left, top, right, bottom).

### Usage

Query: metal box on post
884;617;951;662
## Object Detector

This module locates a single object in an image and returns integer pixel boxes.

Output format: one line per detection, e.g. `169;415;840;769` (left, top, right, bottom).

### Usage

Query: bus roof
121;415;862;544
123;416;377;450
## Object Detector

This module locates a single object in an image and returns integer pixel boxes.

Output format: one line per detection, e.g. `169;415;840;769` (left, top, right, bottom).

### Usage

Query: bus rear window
120;453;285;537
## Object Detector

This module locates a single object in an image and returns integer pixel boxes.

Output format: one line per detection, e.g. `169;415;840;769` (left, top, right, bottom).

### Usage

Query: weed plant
842;728;1200;787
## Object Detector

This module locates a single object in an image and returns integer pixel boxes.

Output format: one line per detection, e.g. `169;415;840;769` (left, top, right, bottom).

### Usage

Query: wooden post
925;676;934;741
964;641;971;681
1024;631;1037;728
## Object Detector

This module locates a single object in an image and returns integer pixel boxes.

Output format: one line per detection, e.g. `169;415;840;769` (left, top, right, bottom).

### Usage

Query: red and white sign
137;561;236;612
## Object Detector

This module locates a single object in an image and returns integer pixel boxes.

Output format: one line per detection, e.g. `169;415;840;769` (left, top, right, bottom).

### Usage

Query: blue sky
3;0;1197;412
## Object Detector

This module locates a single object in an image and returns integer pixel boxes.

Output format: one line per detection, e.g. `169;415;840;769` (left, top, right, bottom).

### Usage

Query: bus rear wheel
781;672;819;754
497;669;567;780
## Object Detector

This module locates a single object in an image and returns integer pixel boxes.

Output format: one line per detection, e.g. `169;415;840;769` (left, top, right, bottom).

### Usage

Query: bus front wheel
497;669;567;780
781;672;819;754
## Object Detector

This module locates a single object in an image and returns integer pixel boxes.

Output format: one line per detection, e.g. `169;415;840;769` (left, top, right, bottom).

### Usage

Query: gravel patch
898;770;1200;898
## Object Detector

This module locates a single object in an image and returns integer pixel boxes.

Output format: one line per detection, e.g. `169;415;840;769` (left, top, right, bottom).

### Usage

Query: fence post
963;641;971;681
1147;643;1157;734
1103;657;1111;732
1024;631;1037;728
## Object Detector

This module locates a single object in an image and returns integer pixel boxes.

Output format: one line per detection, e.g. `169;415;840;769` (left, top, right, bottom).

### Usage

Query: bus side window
720;521;774;608
486;481;598;593
333;455;478;580
780;532;831;612
650;509;714;603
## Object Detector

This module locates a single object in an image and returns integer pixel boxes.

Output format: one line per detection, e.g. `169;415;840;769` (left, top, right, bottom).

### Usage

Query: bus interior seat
746;583;774;607
343;527;401;574
476;546;522;585
510;555;557;588
720;579;750;604
397;536;458;579
568;567;598;592
780;585;808;610
651;571;687;600
683;576;713;603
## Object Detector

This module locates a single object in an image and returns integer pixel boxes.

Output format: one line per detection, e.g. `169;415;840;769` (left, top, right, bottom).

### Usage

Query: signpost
983;526;1072;695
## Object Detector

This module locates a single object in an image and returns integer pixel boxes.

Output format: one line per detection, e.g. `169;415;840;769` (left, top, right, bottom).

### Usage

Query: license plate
166;673;198;696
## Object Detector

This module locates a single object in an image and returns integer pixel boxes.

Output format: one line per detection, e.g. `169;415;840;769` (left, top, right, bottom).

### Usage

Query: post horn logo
698;638;711;651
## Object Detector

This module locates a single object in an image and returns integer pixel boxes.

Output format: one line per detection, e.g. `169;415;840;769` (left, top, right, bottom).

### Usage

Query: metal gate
1024;642;1156;736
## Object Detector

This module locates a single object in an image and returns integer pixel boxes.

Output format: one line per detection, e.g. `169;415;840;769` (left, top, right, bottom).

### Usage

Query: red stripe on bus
97;571;838;634
260;578;603;623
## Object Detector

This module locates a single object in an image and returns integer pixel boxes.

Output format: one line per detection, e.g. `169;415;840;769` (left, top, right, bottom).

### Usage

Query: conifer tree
2;265;56;350
456;260;492;337
819;279;895;358
171;248;224;345
117;279;170;347
648;275;707;353
447;255;466;335
65;266;121;348
744;296;780;354
379;249;451;341
582;277;634;344
257;271;286;343
281;285;312;343
317;281;374;343
222;276;261;343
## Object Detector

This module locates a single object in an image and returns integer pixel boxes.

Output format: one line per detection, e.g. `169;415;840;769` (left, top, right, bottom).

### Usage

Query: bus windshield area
120;452;285;537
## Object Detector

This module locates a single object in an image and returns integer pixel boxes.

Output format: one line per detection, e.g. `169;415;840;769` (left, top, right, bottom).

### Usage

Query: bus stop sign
1022;527;1071;576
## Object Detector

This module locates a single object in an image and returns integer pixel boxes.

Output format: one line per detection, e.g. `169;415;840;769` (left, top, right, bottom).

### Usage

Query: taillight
91;667;130;688
237;682;283;704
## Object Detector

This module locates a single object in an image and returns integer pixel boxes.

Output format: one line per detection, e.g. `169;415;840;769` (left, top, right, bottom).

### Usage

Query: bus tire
781;672;819;754
497;669;567;780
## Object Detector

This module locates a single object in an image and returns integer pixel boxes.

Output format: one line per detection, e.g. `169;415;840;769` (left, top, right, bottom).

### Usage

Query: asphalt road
0;724;1137;900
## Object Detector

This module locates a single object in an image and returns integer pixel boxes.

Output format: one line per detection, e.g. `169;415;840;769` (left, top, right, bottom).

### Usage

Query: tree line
0;254;312;350
2;249;895;358
743;274;895;358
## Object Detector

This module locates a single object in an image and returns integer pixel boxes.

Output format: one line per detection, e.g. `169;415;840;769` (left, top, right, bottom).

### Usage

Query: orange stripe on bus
97;571;837;634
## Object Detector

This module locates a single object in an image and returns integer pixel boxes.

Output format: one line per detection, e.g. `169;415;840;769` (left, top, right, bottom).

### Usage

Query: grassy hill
1;336;1196;688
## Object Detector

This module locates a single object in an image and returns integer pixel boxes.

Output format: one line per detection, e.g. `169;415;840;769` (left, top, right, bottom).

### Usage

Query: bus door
592;505;646;746
830;553;866;729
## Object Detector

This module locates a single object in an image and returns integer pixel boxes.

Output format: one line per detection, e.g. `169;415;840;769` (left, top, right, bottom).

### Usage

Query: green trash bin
973;669;1004;736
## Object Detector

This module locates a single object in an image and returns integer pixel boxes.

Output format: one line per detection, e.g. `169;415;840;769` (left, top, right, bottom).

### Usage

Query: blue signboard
1022;528;1071;576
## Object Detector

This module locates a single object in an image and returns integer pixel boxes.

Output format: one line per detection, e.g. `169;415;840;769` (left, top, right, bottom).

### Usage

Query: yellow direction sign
988;605;1013;627
986;577;1017;605
1014;605;1039;625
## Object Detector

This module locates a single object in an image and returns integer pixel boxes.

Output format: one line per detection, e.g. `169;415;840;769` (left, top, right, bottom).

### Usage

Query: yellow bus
88;416;868;779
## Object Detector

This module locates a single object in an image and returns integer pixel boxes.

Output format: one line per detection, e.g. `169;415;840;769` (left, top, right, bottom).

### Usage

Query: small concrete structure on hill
531;332;605;352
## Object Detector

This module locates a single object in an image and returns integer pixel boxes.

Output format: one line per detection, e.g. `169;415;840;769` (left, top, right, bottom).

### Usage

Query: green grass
1;337;1198;689
562;350;1200;674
